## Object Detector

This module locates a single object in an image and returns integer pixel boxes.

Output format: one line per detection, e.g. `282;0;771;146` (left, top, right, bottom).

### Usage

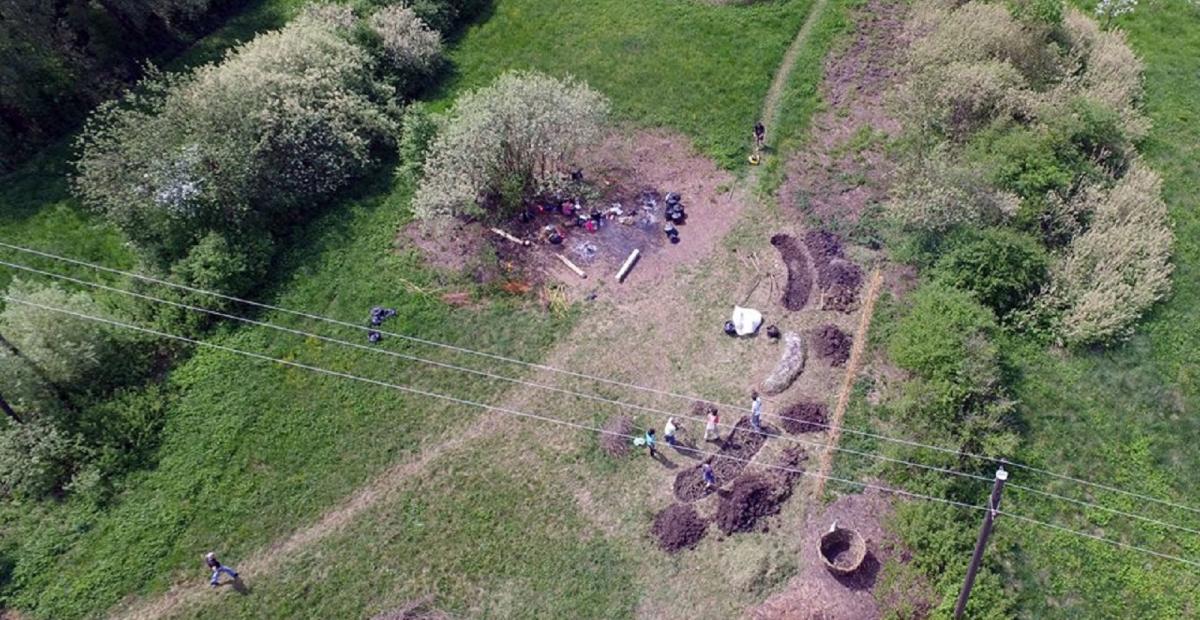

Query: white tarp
731;306;763;336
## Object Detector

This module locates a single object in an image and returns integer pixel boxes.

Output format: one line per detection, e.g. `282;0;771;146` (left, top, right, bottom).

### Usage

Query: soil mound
803;231;862;312
778;402;828;434
601;416;634;457
715;474;778;534
652;503;709;552
812;324;852;367
762;331;806;395
770;234;813;310
673;416;770;501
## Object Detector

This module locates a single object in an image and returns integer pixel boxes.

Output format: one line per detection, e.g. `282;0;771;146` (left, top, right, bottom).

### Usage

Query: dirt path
109;2;838;618
812;266;882;497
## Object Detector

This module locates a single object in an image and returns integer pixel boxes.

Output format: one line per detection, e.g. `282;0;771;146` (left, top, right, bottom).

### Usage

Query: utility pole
954;466;1008;619
0;391;21;424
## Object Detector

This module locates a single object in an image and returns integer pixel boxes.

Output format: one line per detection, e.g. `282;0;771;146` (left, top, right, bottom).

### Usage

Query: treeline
0;0;485;503
862;1;1169;616
0;0;247;172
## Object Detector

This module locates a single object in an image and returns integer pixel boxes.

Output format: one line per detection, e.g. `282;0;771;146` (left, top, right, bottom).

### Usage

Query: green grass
436;0;817;169
0;0;839;617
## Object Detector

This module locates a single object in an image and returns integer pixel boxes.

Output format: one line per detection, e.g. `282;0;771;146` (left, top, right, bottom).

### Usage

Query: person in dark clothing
754;121;766;149
205;552;239;587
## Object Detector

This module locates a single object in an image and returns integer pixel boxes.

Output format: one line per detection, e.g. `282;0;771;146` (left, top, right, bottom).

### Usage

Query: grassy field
0;0;830;618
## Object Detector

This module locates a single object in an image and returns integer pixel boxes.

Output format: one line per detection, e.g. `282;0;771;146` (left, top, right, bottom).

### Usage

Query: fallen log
616;249;640;282
556;253;587;278
490;227;530;246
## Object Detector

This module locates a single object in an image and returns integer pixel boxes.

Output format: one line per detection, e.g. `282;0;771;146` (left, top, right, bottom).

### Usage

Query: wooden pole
555;254;586;279
615;249;640;282
490;228;530;247
0;392;21;425
954;467;1009;619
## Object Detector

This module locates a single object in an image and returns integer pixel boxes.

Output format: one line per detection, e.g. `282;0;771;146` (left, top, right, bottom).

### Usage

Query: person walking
702;462;716;488
754;121;766;150
204;552;239;587
704;409;720;442
645;428;658;458
664;417;678;446
751;390;764;433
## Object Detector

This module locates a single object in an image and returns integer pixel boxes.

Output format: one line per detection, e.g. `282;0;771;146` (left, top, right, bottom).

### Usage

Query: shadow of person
230;576;251;595
669;438;703;461
651;450;678;469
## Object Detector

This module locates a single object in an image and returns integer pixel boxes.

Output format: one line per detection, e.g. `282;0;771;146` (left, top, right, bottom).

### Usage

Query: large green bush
0;279;148;394
933;229;1049;316
0;421;87;500
412;70;610;222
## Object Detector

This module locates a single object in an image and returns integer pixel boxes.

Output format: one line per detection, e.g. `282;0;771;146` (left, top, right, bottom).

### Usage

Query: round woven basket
818;526;867;576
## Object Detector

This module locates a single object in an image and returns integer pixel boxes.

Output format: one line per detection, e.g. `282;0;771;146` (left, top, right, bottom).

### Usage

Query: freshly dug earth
715;475;777;534
778;401;828;434
803;231;862;312
761;331;806;395
770;233;813;310
601;415;634;457
715;448;808;535
652;503;709;552
812;324;852;367
673;417;770;502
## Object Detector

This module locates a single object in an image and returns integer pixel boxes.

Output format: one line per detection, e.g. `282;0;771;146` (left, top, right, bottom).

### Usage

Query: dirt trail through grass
109;3;838;618
812;266;882;498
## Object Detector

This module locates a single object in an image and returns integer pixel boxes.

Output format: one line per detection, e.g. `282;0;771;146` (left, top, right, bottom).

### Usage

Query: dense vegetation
0;0;242;172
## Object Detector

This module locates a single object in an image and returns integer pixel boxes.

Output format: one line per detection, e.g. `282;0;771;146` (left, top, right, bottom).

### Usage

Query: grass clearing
0;0;835;618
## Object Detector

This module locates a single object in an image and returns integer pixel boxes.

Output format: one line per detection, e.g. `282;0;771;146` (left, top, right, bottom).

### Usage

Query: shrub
73;13;397;267
395;103;439;187
888;147;1020;232
1042;165;1173;345
898;60;1029;140
0;279;148;392
0;421;87;500
933;229;1049;316
412;71;610;222
888;282;998;386
367;5;444;97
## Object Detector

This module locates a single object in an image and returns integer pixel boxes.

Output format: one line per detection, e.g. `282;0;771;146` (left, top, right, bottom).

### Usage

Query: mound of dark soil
770;234;813;311
652;504;709;552
715;474;780;534
812;324;853;367
802;231;863;313
771;446;809;492
674;417;770;502
778;402;828;434
601;416;634;457
822;259;863;312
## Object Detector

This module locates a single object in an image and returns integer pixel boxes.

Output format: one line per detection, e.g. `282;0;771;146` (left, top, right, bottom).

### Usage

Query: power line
3;240;1199;520
0;258;998;491
10;260;1198;539
6;292;1198;572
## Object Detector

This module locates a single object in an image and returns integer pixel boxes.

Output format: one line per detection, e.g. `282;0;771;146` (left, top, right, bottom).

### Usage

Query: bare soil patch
672;416;770;502
751;490;895;620
715;447;807;536
811;323;852;367
601;415;634;457
803;230;862;313
781;0;907;228
770;234;814;310
651;504;709;553
778;401;829;435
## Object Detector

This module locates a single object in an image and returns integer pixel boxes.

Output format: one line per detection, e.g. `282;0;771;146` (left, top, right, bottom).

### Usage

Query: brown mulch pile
778;401;829;434
803;231;863;312
770;233;813;311
651;503;709;552
673;416;770;502
811;324;853;367
601;415;634;457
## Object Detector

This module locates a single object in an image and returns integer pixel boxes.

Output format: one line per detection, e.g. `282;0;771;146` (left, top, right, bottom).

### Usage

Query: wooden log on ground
556;253;587;278
616;249;641;282
490;227;530;246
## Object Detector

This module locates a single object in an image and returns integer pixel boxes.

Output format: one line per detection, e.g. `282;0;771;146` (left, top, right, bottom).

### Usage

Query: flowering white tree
1095;0;1137;27
411;71;610;222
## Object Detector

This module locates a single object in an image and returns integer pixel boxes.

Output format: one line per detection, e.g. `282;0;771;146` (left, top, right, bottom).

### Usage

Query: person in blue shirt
205;552;239;587
645;428;658;458
702;462;716;488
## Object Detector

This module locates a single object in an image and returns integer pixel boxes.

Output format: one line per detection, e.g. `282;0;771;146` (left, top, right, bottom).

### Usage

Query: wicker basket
819;525;867;576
